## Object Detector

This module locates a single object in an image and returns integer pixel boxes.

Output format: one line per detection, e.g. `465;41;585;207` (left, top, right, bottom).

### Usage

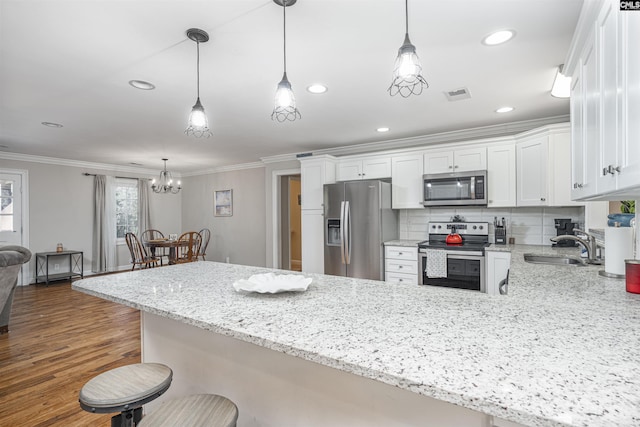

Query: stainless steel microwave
422;170;487;207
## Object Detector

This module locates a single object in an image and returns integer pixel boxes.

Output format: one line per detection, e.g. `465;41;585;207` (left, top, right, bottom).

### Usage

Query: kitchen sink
523;253;587;266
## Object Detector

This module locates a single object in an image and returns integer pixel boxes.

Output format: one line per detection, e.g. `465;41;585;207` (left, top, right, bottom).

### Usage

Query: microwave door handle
344;201;351;265
470;176;476;199
340;201;346;264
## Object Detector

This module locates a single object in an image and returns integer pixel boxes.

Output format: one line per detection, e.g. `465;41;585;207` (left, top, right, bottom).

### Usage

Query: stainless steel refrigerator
324;180;398;280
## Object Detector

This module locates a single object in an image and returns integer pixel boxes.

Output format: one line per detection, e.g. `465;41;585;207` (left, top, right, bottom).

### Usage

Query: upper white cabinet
424;147;486;174
300;156;336;210
337;156;391;181
516;125;580;207
566;0;640;199
391;153;424;209
516;136;548;206
487;143;517;208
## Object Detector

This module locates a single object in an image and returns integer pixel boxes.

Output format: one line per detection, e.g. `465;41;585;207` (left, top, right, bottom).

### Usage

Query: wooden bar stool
79;363;173;427
138;394;238;427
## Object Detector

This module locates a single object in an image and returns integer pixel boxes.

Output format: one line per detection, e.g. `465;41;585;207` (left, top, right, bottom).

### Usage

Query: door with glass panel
0;173;22;247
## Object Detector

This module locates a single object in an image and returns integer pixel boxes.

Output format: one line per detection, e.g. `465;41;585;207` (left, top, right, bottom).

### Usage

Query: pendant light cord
196;40;201;98
405;0;409;35
282;0;287;74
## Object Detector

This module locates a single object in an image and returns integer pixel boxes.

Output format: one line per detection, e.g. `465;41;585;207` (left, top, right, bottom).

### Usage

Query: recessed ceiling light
129;80;156;90
307;84;328;94
377;127;390;132
41;122;63;128
482;30;515;46
495;107;514;113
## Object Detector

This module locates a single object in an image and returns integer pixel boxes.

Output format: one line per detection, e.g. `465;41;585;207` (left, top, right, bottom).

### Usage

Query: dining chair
125;232;159;270
175;232;202;264
141;229;168;266
197;228;211;261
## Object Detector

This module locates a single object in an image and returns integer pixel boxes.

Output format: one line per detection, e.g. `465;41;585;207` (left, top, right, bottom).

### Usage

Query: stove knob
431;225;436;229
472;225;477;230
479;225;484;230
437;225;442;229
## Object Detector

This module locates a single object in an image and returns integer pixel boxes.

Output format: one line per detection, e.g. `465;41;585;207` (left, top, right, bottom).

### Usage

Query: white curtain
138;178;151;236
91;175;116;273
104;176;116;271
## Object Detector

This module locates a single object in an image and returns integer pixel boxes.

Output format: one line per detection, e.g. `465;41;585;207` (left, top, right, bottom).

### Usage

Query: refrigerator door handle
345;200;351;265
340;201;346;264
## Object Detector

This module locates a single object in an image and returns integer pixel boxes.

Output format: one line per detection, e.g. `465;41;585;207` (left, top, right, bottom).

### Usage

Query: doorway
278;174;302;271
0;170;30;285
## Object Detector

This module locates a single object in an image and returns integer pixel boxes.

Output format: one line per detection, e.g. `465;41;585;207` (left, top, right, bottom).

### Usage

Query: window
0;180;14;232
115;179;138;239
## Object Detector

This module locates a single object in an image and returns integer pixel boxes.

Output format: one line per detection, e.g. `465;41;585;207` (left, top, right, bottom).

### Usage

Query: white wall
180;166;267;267
400;206;586;245
0;158;181;282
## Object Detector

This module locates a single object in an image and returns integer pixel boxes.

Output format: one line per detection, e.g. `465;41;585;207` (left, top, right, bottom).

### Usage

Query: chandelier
388;0;428;97
271;0;301;122
151;159;181;194
185;28;213;137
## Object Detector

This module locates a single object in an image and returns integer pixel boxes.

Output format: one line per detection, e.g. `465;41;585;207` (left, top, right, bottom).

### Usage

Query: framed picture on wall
214;189;233;216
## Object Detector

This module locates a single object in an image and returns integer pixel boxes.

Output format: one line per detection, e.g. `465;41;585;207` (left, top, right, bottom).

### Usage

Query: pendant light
388;0;428;97
151;159;181;194
271;0;301;122
185;28;212;138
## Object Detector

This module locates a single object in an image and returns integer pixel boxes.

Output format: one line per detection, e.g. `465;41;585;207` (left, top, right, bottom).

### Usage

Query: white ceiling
0;0;583;174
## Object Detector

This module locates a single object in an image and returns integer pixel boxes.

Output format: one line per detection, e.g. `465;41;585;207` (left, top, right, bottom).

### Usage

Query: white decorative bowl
233;273;312;294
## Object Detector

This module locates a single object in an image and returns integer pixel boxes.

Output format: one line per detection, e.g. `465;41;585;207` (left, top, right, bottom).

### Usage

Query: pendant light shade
185;28;212;138
271;0;301;122
388;0;428;97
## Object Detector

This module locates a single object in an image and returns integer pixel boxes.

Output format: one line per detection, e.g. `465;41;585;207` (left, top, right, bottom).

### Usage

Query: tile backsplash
399;206;585;245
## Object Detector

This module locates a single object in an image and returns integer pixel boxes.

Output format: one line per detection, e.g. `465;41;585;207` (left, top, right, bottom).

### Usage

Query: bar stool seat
79;363;173;426
138;394;238;427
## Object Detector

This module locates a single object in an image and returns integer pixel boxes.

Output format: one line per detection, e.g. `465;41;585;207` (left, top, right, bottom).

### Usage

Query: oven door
419;250;485;292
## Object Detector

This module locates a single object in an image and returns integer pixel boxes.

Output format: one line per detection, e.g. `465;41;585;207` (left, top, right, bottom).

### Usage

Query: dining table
143;238;189;265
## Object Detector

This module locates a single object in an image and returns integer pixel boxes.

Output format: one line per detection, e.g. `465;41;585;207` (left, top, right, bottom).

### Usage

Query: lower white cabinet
385;246;418;285
485;251;511;296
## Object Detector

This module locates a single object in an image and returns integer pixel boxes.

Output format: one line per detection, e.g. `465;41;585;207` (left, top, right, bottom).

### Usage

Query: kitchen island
73;247;640;427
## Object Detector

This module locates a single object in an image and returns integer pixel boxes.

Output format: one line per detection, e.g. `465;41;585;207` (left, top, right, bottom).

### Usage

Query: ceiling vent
444;87;472;101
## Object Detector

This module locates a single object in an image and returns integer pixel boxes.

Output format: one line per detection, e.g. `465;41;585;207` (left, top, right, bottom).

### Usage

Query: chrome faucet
550;228;602;265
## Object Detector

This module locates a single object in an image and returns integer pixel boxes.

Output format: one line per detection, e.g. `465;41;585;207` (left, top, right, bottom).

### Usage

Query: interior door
0;173;22;247
345;180;382;280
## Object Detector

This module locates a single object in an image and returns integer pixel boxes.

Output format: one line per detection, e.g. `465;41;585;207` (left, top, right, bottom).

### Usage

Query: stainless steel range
418;221;490;291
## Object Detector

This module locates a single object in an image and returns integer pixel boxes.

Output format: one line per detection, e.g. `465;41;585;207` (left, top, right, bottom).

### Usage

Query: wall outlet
54;263;60;271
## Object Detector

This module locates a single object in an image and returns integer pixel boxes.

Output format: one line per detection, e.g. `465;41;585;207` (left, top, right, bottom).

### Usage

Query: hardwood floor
0;280;141;426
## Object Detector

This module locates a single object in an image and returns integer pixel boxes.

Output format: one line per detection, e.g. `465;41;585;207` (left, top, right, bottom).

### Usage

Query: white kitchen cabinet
301;210;324;274
566;0;640;200
516;136;548;206
487;143;517;208
485;251;511;296
424;147;486;174
384;246;418;285
336;156;391;181
300;156;336;210
516;125;580;207
391;153;424;209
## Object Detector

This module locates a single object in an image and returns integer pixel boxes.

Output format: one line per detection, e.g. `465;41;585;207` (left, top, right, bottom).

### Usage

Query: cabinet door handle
454;165;459;169
448;165;453;169
398;265;403;269
541;198;546;202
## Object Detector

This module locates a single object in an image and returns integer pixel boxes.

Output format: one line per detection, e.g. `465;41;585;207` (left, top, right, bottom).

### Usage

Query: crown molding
0;152;163;176
182;161;265;177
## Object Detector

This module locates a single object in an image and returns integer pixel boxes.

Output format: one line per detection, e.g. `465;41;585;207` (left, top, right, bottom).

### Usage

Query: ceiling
0;0;583;174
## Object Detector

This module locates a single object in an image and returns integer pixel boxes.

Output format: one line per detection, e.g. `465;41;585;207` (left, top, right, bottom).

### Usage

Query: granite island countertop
73;248;640;427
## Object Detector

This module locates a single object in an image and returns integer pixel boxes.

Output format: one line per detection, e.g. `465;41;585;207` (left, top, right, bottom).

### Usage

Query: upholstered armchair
0;245;32;334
